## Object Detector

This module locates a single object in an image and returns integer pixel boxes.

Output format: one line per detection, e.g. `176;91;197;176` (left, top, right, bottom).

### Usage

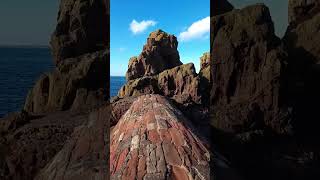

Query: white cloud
178;16;210;42
130;19;157;34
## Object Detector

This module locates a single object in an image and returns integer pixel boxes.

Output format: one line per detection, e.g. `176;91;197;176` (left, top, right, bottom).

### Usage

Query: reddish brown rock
126;29;182;81
35;106;109;180
210;4;289;133
110;96;136;127
110;95;210;179
119;63;202;105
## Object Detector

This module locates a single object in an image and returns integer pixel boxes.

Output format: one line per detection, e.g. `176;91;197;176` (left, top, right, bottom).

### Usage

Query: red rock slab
110;94;210;179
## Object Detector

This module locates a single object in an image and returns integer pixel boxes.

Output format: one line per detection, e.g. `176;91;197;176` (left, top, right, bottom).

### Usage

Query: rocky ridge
110;95;210;179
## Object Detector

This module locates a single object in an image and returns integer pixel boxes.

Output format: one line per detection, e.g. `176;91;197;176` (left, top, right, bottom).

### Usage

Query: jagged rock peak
126;29;182;81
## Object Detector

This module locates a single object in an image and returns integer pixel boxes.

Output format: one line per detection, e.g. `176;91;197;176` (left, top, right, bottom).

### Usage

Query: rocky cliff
0;0;109;179
209;1;320;180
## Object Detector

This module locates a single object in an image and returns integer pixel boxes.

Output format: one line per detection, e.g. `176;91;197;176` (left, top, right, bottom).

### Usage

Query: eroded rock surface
24;50;107;114
0;111;88;180
120;63;202;105
35;106;109;180
288;0;320;25
126;29;182;81
110;95;210;180
210;4;289;133
51;0;109;65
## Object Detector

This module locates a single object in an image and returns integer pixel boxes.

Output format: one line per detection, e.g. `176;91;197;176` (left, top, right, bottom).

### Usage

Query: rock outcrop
126;29;182;81
0;0;110;180
35;106;109;180
288;0;320;26
0;110;88;180
210;4;288;133
119;63;202;105
110;95;210;180
24;50;107;114
51;0;109;65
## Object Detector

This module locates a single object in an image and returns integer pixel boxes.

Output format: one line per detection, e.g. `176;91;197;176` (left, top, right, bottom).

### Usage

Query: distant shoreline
0;45;50;49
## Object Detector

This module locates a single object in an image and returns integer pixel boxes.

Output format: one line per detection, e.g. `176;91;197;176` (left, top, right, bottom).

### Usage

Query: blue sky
0;1;59;46
110;0;210;76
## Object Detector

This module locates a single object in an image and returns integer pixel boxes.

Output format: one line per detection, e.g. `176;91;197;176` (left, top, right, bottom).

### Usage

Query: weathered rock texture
24;50;107;114
35;106;109;180
0;111;87;180
119;63;202;105
51;0;109;65
126;29;182;81
210;4;288;133
110;95;210;180
0;0;110;180
288;0;320;25
110;96;136;127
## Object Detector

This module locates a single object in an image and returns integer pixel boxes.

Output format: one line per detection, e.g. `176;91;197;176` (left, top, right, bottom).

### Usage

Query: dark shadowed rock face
110;96;136;127
126;29;182;81
210;4;289;134
110;95;210;180
35;106;109;180
288;0;320;25
0;111;88;180
51;0;108;65
212;0;234;16
120;63;202;105
24;50;107;114
283;1;320;136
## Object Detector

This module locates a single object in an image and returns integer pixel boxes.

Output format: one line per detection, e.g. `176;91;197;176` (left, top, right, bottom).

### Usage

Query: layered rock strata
110;95;210;180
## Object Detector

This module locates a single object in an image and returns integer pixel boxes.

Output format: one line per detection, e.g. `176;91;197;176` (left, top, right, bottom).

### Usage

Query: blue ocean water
110;76;126;97
0;47;54;118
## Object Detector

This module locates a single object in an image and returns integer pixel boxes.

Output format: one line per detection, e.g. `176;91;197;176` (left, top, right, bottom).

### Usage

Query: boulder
24;50;107;114
110;94;210;180
210;4;289;134
50;0;109;65
126;29;182;81
119;63;202;105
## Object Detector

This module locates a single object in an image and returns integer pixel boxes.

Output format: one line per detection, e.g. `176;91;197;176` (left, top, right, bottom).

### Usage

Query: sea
0;46;126;118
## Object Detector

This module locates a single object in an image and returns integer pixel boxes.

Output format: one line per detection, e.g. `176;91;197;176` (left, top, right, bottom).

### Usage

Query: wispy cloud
118;47;127;52
130;19;157;34
178;16;210;42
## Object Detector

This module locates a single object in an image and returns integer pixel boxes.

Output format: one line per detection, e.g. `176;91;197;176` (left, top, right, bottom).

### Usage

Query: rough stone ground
110;95;210;180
